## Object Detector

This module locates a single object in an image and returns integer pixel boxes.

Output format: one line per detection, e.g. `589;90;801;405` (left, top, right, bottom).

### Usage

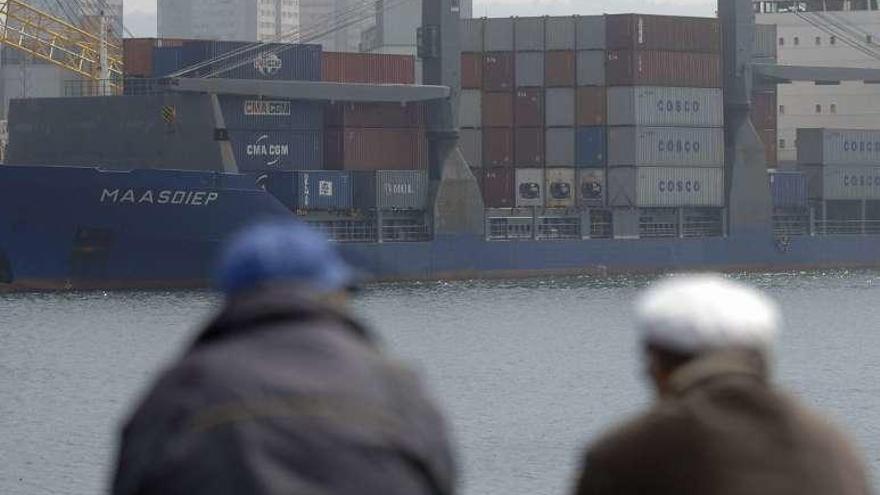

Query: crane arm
0;0;123;91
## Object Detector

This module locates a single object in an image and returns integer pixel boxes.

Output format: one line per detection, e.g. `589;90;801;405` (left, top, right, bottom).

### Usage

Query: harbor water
1;271;879;494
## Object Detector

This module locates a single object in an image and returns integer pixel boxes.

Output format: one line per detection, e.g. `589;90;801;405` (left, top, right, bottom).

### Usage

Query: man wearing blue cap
112;220;456;495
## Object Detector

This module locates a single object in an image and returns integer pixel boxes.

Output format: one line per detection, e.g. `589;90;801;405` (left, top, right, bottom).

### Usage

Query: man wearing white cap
572;275;871;495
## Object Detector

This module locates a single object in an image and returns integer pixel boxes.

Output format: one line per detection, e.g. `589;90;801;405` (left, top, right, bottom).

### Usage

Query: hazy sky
123;0;717;37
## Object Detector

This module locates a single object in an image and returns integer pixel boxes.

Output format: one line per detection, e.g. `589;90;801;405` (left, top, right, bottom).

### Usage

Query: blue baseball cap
215;220;355;296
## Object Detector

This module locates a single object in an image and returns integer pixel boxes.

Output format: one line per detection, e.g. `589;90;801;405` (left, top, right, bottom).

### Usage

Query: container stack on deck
752;23;779;169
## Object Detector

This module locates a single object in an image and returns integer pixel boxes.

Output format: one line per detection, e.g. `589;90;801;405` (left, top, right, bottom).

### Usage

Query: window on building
815;36;822;45
794;36;800;46
779;139;786;149
779;37;785;46
815;104;822;113
831;103;837;113
779;104;785;115
831;35;837;45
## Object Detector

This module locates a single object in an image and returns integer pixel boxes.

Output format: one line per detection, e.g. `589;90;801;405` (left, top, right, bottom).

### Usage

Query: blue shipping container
770;171;808;209
296;171;353;210
575;127;606;167
219;96;323;130
229;130;323;172
181;41;321;81
152;46;184;77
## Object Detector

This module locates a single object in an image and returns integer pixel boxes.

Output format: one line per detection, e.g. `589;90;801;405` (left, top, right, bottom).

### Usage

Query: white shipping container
797;128;880;167
606;86;724;127
608;127;725;167
577;169;606;207
820;166;880;200
609;167;725;207
515;168;544;207
545;168;576;208
459;90;482;128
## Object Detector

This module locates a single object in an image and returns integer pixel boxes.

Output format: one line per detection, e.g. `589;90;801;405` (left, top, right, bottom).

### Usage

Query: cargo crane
0;0;122;94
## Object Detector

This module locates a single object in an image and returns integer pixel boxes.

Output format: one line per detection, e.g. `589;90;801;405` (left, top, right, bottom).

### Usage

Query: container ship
3;1;880;290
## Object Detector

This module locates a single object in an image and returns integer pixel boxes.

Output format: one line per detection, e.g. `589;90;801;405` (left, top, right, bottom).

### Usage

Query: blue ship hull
1;165;879;291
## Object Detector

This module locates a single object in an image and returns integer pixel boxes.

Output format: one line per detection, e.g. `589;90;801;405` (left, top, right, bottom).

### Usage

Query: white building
158;0;300;43
756;0;880;166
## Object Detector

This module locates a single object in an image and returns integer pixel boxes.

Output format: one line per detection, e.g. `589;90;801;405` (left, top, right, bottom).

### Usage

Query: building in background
0;0;123;119
299;0;375;52
755;0;880;167
158;0;300;43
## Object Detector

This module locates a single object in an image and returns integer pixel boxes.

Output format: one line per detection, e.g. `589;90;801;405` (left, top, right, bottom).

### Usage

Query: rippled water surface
1;271;879;494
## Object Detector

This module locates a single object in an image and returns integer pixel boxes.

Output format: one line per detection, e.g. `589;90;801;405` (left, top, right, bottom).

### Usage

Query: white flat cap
636;275;780;355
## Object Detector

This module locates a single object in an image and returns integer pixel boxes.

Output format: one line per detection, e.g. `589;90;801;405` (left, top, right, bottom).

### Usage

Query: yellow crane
0;0;123;94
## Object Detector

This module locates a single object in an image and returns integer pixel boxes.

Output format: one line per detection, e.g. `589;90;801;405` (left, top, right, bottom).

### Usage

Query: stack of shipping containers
604;14;725;237
752;23;779;169
798;128;880;233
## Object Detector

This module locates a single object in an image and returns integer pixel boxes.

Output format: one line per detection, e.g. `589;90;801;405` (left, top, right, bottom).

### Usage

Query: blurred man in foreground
573;275;871;495
113;220;456;495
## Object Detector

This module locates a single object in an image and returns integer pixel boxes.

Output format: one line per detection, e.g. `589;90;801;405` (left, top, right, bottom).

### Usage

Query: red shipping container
606;14;721;53
462;53;483;89
484;52;515;91
324;128;428;170
482;92;514;127
751;91;777;130
576;87;606;126
124;38;190;77
545;51;576;87
483;167;516;207
605;50;721;87
483;128;514;167
325;102;425;128
515;88;543;127
515;128;545;167
322;52;415;84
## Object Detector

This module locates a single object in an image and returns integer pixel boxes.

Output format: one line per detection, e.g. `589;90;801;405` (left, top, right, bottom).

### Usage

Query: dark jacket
113;286;456;495
574;350;871;495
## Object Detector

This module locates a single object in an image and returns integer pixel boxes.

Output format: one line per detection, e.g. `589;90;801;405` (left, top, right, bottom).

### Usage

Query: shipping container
353;170;429;210
576;87;606;126
295;171;353;210
483;128;514;167
608;166;725;207
576;15;606;50
182;41;322;81
325;102;424;129
545;128;576;166
485;18;514;51
515;168;545;207
515;128;544;167
577;168;606;207
484;52;515;91
324;128;427;171
483;167;516;207
546;17;576;50
462;18;485;52
751;91;776;130
152;46;184;77
760;128;778;167
770;171;807;209
229;129;322;172
797;128;880;166
605;50;722;88
460;90;483;128
545;51;576;87
754;24;778;61
545;168;577;208
608;127;724;167
515;52;545;87
515;17;545;51
514;88;543;127
545;88;576;127
813;166;880;200
606;86;724;127
482;92;514;127
460;128;483;167
124;38;167;77
220;96;323;130
461;53;483;89
576;50;605;86
605;14;721;53
575;127;606;167
321;52;414;84
266;172;297;209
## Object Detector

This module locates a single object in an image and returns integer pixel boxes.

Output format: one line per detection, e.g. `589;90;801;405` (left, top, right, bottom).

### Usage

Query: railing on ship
65;78;169;97
303;211;430;244
485;209;614;241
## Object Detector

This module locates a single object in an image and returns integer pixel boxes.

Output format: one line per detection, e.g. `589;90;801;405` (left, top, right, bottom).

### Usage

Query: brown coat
574;351;872;495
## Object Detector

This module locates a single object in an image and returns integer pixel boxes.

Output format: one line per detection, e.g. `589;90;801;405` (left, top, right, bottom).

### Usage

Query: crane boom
0;0;123;92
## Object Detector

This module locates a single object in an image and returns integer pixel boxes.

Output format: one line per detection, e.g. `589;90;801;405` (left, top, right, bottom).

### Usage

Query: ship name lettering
100;189;219;206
